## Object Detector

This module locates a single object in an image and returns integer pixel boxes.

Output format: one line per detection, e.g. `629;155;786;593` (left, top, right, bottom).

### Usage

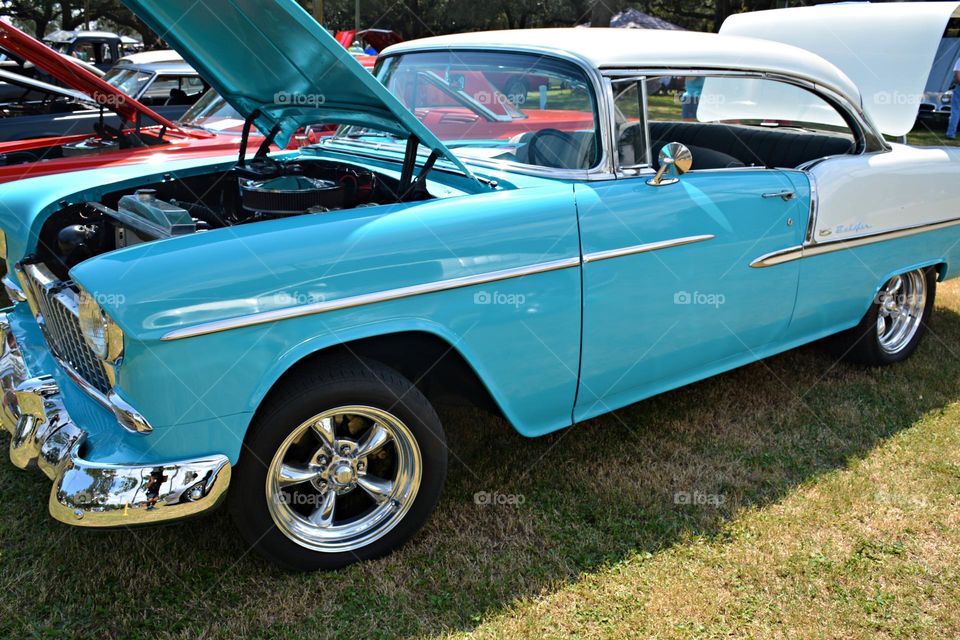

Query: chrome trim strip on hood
161;256;581;341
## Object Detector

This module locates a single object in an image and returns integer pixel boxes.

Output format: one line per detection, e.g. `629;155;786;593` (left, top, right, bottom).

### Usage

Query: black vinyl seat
648;121;854;169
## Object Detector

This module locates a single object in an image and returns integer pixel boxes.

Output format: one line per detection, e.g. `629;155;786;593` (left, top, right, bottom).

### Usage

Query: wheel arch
250;324;509;432
864;258;946;314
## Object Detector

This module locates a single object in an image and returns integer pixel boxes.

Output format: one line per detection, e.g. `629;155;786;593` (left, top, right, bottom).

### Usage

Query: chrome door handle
762;190;795;201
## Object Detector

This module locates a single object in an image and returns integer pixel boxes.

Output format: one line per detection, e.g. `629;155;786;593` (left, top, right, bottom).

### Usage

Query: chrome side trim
161;256;582;341
803;218;960;256
804;170;820;244
108;390;153;434
583;234;715;264
750;245;804;268
750;217;960;268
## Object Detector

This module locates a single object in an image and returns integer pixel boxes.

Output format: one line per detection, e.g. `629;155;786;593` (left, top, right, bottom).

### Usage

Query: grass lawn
1;278;959;638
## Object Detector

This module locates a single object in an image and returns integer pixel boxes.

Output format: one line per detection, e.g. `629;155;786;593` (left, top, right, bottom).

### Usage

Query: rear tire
833;267;936;366
229;357;447;571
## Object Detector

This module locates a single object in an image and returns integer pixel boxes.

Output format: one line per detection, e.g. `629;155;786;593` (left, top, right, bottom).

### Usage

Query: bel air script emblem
820;222;873;238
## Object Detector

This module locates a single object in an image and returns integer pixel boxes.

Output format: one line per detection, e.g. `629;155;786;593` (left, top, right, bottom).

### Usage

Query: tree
2;0;58;38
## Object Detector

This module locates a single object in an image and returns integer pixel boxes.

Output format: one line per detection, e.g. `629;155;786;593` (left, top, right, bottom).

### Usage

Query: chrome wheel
266;406;422;553
876;271;927;355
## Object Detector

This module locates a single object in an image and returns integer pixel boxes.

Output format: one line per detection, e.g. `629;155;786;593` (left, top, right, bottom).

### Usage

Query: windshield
178;89;245;133
334;50;601;171
103;67;151;97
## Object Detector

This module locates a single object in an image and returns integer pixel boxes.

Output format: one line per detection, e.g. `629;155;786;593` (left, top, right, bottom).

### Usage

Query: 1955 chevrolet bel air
1;0;960;570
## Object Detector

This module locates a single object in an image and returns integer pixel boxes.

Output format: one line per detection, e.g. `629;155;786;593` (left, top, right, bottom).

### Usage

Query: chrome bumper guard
0;312;231;527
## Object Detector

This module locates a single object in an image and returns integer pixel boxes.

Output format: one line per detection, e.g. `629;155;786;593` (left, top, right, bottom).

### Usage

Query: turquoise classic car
2;0;960;570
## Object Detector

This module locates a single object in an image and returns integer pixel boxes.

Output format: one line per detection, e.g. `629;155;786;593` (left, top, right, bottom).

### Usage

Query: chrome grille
20;263;112;396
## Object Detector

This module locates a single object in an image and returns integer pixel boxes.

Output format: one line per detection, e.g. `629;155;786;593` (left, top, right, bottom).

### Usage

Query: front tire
229;357;447;571
835;267;936;366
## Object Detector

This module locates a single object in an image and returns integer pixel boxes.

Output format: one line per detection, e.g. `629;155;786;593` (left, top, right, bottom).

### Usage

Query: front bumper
0;311;231;527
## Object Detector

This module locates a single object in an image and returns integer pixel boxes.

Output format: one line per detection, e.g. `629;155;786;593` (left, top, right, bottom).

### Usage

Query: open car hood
0;67;94;103
721;2;960;137
121;0;482;183
0;21;183;132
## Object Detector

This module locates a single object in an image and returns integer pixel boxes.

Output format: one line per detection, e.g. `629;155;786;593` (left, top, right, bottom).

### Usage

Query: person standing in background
681;76;704;121
946;56;960;139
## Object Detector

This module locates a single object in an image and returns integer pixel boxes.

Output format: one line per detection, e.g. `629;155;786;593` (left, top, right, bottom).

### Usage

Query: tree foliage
0;0;825;44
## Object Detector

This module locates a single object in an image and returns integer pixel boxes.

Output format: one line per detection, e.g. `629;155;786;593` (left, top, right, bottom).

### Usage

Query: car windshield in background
102;67;151;97
334;50;601;171
178;90;245;133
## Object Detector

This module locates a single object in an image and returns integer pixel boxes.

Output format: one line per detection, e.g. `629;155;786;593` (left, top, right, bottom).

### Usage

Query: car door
574;76;812;422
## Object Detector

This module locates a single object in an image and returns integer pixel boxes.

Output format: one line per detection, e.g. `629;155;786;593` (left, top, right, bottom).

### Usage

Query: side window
71;42;97;63
612;80;645;168
614;74;857;172
142;75;181;101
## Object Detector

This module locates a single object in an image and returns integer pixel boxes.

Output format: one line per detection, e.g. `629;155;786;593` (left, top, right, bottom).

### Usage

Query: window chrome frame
367;45;618;181
601;67;889;180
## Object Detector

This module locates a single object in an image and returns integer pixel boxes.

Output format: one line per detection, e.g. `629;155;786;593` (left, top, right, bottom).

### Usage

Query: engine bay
34;157;425;280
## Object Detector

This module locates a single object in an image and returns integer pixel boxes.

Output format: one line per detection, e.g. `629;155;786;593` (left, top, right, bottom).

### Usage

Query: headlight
78;290;123;362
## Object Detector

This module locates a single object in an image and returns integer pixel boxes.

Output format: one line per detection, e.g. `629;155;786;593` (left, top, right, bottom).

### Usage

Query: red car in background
334;28;403;69
0;21;265;184
387;67;595;141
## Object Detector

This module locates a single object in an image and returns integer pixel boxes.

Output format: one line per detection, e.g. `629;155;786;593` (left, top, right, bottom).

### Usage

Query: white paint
810;144;960;243
721;2;960;137
385;28;862;109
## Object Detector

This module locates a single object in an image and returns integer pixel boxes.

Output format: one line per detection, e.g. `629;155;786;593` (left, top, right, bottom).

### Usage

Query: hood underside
122;0;482;185
721;2;960;137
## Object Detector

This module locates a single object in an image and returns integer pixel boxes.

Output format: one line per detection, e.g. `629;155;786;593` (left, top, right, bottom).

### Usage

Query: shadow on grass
2;306;960;639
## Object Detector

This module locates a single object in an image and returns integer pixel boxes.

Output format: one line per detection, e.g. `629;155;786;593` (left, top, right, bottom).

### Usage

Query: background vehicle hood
122;0;481;183
721;2;960;137
0;20;183;132
0;67;93;103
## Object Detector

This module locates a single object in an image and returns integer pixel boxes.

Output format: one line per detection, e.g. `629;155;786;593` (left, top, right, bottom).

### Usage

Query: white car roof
384;28;863;107
115;50;184;66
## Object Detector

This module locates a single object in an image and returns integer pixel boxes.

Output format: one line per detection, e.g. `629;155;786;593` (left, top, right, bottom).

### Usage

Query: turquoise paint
3;136;960;467
70;178;583;459
574;169;807;421
121;0;484;182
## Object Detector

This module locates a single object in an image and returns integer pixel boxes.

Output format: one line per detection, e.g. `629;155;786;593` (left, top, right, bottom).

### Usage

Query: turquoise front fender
71;183;583;463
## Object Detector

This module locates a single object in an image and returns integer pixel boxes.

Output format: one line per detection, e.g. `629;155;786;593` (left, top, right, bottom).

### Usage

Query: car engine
33;158;400;280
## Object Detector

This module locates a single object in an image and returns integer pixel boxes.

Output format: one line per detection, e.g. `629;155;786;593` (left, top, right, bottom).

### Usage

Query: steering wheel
526;128;582;169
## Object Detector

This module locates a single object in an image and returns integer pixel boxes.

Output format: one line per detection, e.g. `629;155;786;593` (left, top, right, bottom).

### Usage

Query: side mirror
647;142;693;186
